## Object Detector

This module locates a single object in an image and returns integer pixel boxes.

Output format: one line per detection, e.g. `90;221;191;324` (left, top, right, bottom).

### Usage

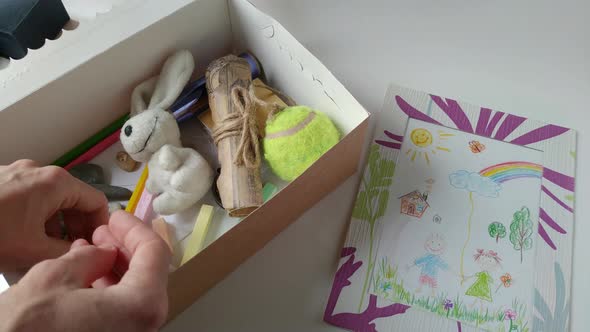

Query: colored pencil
56;96;205;170
126;166;149;213
171;52;260;122
52;113;129;167
63;129;121;170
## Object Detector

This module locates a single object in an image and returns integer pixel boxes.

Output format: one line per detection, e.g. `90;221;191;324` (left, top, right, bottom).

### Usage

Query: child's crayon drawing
433;214;442;224
469;140;486;153
372;118;543;331
488;222;507;243
464;249;502;306
399;190;429;218
404;128;453;166
407;234;450;296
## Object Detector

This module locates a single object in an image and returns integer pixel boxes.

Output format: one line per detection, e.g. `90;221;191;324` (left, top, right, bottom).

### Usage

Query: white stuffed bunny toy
120;50;213;215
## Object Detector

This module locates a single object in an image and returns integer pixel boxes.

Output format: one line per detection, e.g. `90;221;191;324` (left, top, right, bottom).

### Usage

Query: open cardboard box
0;0;369;322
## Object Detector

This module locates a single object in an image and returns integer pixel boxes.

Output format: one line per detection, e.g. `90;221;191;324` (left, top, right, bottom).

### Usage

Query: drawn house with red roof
399;190;429;218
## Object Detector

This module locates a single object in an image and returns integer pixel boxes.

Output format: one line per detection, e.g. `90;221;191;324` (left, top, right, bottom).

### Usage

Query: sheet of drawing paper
324;84;576;332
373;118;542;331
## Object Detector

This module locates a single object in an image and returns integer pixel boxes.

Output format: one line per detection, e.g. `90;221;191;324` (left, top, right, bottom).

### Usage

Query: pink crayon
134;187;155;222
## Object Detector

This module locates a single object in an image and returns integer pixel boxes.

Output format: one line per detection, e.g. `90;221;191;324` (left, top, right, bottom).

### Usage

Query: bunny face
120;109;181;162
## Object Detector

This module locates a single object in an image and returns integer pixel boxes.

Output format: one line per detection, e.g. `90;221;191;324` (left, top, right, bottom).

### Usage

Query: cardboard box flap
230;0;368;134
0;0;195;112
0;0;233;164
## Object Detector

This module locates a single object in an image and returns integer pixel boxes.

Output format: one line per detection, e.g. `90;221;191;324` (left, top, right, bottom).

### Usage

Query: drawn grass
352;144;395;312
372;258;529;332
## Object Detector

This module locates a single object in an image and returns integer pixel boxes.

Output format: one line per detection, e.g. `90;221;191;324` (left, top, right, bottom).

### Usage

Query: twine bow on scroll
212;85;265;168
211;81;295;168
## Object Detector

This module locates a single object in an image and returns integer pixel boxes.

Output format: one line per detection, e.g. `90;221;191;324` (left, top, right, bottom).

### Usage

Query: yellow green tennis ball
263;105;340;181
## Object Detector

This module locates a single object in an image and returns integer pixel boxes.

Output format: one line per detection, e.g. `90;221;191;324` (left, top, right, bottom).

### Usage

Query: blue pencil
172;52;261;123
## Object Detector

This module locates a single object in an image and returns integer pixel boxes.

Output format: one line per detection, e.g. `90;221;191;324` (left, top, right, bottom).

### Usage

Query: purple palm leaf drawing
494;114;527;140
324;247;410;332
540;208;566;234
475;108;493;135
541;186;573;214
377;94;574;250
375;130;403;150
511;124;570;146
430;95;474;133
395;95;441;125
543;168;575;192
538;223;557;250
483;110;505;137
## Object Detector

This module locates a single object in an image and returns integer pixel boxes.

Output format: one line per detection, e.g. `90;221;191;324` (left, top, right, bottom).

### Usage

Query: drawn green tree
509;207;533;263
352;144;395;312
488;222;506;243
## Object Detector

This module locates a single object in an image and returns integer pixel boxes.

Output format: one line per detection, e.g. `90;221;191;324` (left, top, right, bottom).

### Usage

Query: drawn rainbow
479;161;543;183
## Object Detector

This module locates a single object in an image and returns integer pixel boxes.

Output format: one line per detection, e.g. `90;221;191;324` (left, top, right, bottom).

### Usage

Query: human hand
0;211;171;332
0;160;109;270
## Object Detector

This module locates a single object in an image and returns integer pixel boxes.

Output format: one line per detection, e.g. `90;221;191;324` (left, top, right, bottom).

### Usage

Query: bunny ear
130;76;158;116
148;50;195;111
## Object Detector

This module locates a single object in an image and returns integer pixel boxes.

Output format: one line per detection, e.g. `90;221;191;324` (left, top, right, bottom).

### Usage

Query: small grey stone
69;164;105;184
108;202;123;214
91;184;132;201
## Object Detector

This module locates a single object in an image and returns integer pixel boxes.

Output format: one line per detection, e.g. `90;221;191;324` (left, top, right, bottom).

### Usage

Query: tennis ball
263;105;340;181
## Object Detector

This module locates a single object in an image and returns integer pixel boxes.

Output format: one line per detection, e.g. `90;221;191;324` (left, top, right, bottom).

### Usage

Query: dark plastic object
0;0;70;59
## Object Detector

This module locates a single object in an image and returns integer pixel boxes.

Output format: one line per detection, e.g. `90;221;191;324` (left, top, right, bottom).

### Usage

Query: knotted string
251;82;296;123
212;85;262;168
212;83;295;168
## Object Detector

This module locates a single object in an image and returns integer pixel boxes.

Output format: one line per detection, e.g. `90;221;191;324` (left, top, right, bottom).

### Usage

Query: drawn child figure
464;249;501;309
409;233;449;296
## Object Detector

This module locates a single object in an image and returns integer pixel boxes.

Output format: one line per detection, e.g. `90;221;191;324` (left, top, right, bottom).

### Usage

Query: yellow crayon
126;166;148;214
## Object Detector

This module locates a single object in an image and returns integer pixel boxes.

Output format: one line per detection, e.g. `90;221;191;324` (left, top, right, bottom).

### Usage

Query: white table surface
165;0;590;331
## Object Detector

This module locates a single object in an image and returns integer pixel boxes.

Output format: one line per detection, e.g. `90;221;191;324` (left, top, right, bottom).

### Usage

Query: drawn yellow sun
406;128;453;165
410;128;433;147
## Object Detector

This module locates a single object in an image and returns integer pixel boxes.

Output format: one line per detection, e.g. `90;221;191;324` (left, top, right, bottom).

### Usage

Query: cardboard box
0;0;369;322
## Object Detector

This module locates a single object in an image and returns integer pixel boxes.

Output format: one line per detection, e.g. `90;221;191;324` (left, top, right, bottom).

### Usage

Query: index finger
106;211;170;290
35;166;109;232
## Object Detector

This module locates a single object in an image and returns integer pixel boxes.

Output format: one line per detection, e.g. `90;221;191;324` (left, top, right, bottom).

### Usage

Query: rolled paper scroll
206;55;263;217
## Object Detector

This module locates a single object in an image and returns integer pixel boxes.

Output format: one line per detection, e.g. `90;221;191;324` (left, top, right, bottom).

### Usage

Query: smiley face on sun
406;128;453;165
410;128;433;147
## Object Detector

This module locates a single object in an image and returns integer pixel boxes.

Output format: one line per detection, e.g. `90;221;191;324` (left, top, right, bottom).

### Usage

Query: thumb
57;244;118;288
